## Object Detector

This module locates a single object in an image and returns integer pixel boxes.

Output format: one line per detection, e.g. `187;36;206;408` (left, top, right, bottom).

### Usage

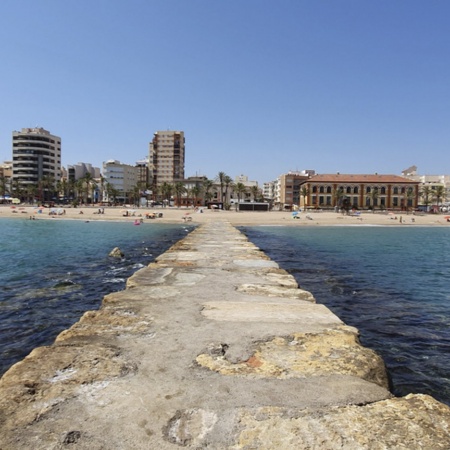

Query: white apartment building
102;160;139;203
149;130;185;188
12;127;61;190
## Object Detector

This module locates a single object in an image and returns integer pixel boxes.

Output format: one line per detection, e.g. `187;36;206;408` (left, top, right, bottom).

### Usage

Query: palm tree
202;179;214;205
216;172;226;202
432;185;446;212
369;188;379;211
39;175;56;202
25;184;38;204
174;182;186;207
190;185;201;207
0;176;9;198
160;182;174;206
82;173;93;204
234;182;247;204
420;185;433;209
223;175;233;206
105;182;119;205
300;186;309;210
74;179;84;204
250;185;260;202
333;187;345;208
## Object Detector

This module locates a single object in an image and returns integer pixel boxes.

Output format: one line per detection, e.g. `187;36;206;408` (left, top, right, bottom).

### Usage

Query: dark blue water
0;218;193;376
240;225;450;406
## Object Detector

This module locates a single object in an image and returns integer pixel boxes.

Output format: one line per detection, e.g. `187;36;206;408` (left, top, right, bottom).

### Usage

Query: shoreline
1;204;448;227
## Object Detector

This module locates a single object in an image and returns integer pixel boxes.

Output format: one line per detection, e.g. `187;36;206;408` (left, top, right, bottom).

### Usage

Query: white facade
12;127;61;188
102;160;139;202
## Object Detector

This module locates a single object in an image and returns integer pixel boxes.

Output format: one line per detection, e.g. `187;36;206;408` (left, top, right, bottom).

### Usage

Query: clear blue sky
1;0;449;184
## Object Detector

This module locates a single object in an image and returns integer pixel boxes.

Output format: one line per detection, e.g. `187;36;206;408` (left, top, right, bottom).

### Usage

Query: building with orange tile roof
301;173;420;211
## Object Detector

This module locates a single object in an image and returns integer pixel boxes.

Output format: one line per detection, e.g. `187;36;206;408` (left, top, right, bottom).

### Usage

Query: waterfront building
402;166;450;207
302;174;420;210
273;170;315;210
67;162;101;182
11;127;61;200
149;131;185;190
135;157;150;188
263;181;276;202
102;160;139;204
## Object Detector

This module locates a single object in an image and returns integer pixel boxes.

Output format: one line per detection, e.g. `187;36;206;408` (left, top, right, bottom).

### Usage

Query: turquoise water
2;219;450;407
240;225;450;406
0;218;192;375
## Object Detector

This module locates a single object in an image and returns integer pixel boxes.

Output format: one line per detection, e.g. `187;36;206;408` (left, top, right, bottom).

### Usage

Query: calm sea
1;220;449;407
240;225;450;406
0;218;192;376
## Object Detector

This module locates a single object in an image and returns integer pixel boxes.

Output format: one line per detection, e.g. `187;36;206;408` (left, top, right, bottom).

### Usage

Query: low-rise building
102;160;139;204
302;173;420;210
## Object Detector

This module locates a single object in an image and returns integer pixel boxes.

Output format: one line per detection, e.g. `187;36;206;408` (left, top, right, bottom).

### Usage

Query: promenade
1;220;449;449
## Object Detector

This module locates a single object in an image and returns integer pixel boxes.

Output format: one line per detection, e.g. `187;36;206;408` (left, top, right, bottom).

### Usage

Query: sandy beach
0;204;448;227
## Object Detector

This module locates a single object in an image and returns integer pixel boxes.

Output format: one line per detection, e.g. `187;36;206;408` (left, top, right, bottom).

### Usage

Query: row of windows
310;195;415;207
310;185;414;195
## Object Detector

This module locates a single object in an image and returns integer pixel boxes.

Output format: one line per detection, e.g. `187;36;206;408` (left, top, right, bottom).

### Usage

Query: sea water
240;225;450;406
2;219;450;407
0;218;192;376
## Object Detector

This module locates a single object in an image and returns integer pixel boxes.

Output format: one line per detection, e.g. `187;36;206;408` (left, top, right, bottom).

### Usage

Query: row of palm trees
0;171;263;208
152;172;262;208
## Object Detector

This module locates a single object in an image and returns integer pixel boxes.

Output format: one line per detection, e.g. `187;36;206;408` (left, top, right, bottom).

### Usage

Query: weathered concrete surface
1;220;449;449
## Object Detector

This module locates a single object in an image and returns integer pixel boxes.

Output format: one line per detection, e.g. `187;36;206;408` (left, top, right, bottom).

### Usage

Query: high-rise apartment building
12;127;61;190
149;130;185;188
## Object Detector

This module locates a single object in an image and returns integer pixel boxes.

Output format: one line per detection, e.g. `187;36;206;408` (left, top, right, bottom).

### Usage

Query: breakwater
1;221;449;449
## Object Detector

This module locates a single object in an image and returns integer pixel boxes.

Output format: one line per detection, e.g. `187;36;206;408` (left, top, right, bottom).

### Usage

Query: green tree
234;182;247;204
333;187;345;208
202;179;214;204
216;172;226;202
432;185;445;211
250;185;260;202
223;175;233;206
300;186;309;210
190;185;201;207
369;188;379;211
39;175;56;202
82;172;93;204
420;185;433;208
161;182;174;206
174;181;186;207
0;176;9;198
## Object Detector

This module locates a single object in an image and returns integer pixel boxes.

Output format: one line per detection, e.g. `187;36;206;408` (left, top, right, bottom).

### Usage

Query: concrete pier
1;221;449;449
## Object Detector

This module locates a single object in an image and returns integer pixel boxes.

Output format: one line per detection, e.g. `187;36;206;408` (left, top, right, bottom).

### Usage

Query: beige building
402;166;450;205
302;174;420;210
102;160;139;204
12;127;61;195
149;131;185;189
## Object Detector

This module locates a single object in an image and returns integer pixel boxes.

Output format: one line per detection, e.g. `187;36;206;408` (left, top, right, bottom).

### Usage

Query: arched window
354;186;359;194
312;186;317;193
380;186;386;195
393;187;398;195
326;186;332;194
366;186;371;194
319;186;325;193
346;186;351;194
